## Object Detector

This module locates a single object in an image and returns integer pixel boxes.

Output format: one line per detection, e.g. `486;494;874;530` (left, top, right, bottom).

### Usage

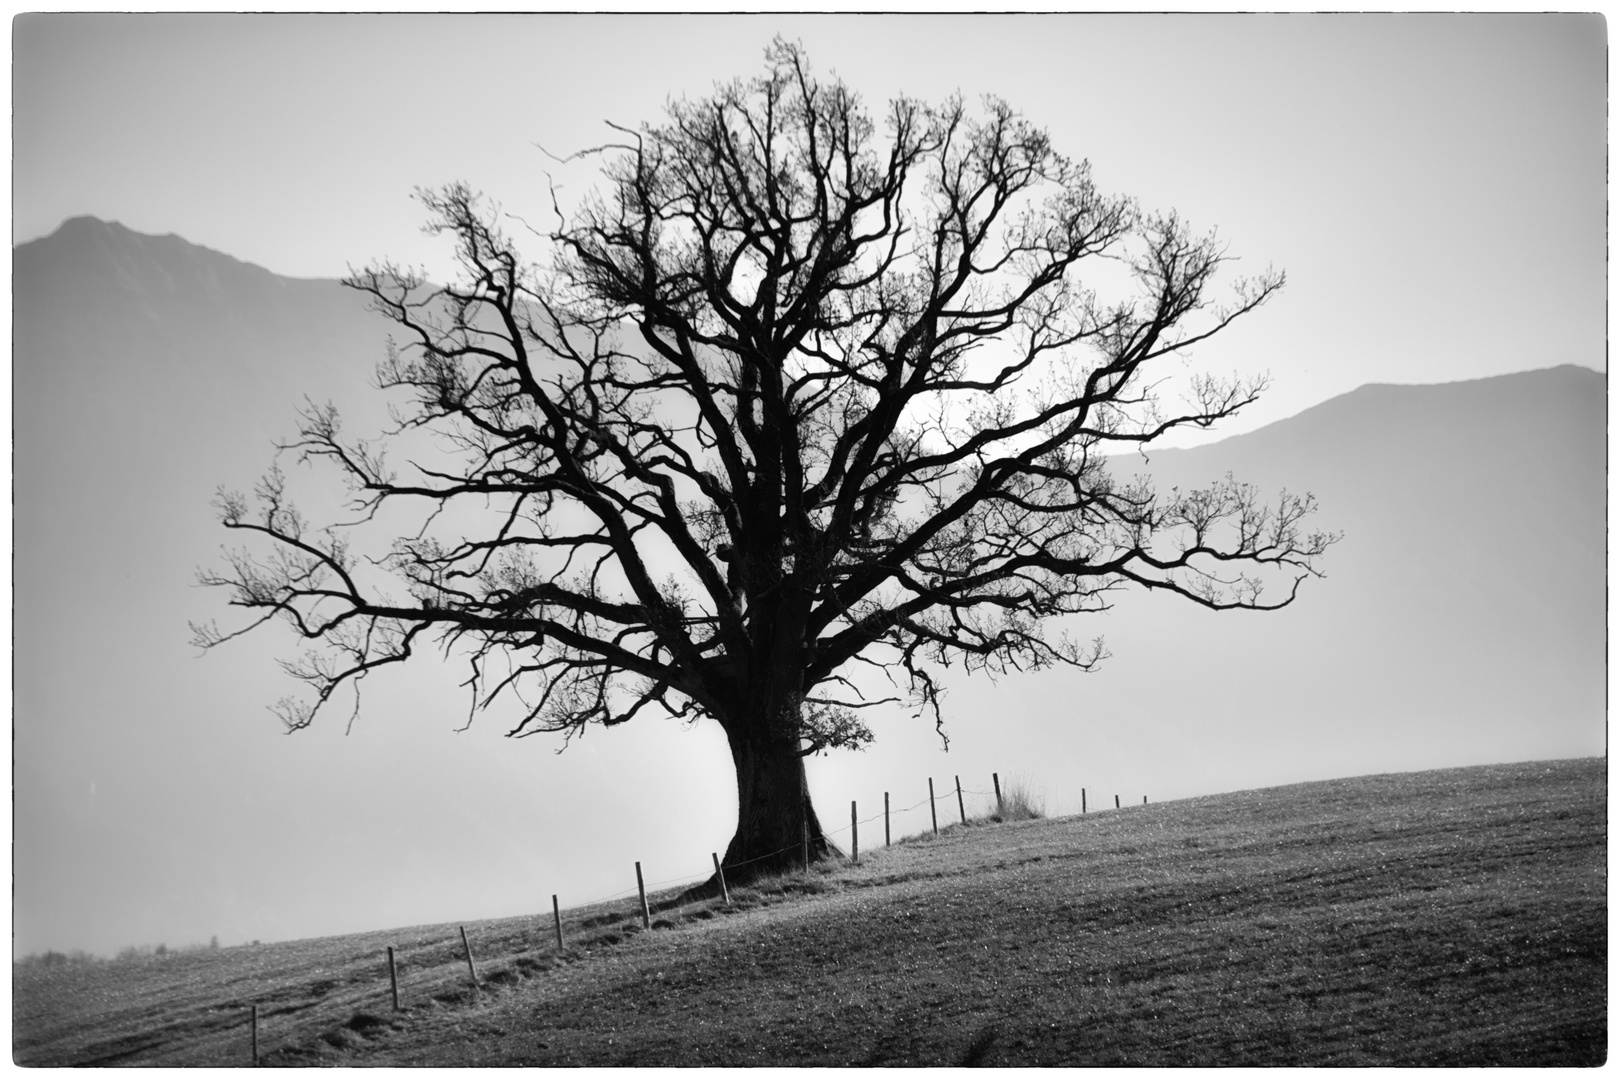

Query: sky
11;13;1608;958
14;13;1606;437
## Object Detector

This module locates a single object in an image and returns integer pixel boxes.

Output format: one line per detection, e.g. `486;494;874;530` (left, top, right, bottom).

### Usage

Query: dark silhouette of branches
196;40;1334;871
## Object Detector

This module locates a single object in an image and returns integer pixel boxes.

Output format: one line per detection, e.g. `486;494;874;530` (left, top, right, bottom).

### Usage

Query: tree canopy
196;41;1334;873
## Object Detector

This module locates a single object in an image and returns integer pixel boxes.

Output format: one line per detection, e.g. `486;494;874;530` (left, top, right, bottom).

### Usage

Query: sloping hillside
1134;364;1604;617
13;216;387;720
15;758;1605;1067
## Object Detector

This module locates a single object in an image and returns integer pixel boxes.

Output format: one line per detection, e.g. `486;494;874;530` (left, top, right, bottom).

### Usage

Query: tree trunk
718;727;838;879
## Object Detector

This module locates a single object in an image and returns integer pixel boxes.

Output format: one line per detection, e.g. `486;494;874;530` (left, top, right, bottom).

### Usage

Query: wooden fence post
993;772;1003;813
1082;787;1087;814
552;895;564;951
884;792;891;847
712;853;731;905
851;801;859;863
928;778;938;835
1115;794;1120;809
1143;796;1148;806
387;946;400;1011
955;776;966;824
459;926;479;987
801;815;810;872
635;862;651;928
250;1003;259;1066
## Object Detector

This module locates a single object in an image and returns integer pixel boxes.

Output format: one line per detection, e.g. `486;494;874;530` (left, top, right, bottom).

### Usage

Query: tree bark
717;725;837;879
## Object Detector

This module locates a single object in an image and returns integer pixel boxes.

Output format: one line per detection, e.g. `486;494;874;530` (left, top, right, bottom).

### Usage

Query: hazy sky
15;13;1606;433
11;13;1607;958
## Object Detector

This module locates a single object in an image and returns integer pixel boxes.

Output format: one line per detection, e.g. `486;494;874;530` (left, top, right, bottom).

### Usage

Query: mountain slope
1012;364;1607;795
1134;364;1604;655
14;216;387;544
1137;364;1604;578
14;215;382;421
13;217;391;719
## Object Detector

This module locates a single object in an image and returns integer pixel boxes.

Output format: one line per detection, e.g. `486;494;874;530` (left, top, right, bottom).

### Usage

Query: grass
982;773;1044;822
13;757;1605;1066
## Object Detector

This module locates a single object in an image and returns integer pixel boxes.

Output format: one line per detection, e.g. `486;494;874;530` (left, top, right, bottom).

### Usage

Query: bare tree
196;42;1334;877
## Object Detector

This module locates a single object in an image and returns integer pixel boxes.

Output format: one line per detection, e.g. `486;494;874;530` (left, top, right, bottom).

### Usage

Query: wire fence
564;777;1017;910
229;769;1149;1064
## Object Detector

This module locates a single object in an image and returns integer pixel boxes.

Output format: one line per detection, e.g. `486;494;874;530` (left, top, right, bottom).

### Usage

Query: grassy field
14;757;1605;1066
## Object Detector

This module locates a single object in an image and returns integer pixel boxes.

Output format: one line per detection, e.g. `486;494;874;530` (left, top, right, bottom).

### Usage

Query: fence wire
232;768;1148;1065
218;767;1161;1071
563;776;1040;915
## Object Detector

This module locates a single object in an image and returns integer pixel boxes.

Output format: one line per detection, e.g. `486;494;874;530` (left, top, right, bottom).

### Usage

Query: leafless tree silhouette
196;41;1334;876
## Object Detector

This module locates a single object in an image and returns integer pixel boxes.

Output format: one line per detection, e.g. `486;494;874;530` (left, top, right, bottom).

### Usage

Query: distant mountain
1074;363;1606;784
14;215;385;439
14;217;388;580
1131;363;1604;599
1133;364;1603;617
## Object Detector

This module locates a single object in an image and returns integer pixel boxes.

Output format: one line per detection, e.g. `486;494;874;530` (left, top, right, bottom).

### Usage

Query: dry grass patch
982;773;1045;823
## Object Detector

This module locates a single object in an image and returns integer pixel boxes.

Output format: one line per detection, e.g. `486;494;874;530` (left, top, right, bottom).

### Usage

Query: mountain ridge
18;213;345;285
17;216;1604;442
